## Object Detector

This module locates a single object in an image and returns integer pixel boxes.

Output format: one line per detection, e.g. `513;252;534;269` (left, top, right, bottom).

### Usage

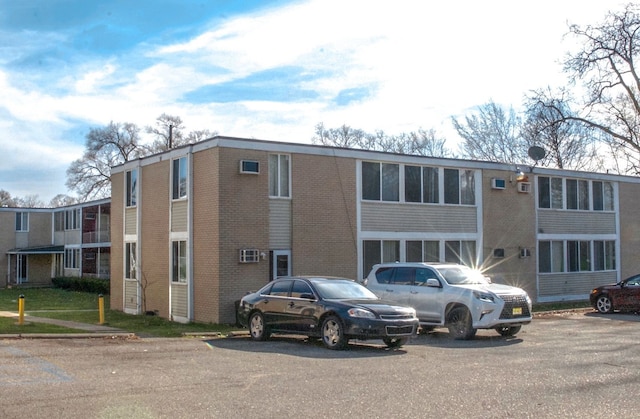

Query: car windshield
435;266;489;285
312;279;379;300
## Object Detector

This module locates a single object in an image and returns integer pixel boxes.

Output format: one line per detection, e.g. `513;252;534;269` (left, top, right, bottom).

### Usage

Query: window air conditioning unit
239;249;260;263
517;182;531;193
240;160;260;174
491;178;506;190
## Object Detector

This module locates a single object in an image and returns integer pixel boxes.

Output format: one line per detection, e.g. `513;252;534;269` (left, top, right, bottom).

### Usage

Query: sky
0;0;623;203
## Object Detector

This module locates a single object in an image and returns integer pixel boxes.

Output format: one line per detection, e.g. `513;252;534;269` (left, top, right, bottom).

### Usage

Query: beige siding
538;210;616;235
64;230;82;245
171;200;188;232
171;283;188;318
539;271;616;298
124;208;137;235
124;280;138;311
361;202;477;233
269;199;291;248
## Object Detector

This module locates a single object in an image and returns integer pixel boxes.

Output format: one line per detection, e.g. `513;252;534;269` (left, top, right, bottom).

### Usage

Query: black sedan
237;276;419;350
590;274;640;313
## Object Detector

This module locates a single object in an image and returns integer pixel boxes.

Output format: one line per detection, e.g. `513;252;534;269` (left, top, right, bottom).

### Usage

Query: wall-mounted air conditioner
239;249;260;263
517;182;531;193
240;160;260;174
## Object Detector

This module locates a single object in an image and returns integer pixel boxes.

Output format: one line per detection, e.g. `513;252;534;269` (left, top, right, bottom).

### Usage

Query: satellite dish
528;146;546;162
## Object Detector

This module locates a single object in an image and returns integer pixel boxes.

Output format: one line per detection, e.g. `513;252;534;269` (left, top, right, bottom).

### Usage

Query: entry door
272;250;291;278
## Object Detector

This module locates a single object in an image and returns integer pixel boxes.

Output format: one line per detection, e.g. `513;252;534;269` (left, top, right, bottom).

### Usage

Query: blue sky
0;0;620;202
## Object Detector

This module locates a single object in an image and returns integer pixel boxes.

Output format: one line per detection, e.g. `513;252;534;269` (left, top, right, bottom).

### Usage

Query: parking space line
0;346;73;386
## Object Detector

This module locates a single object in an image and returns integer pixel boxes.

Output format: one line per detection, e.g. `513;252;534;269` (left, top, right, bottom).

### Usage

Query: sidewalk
0;311;133;338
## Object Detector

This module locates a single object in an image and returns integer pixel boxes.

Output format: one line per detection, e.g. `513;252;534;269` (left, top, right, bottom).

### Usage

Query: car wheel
595;295;613;313
321;315;348;350
249;311;270;341
495;325;521;337
383;337;408;348
447;307;477;340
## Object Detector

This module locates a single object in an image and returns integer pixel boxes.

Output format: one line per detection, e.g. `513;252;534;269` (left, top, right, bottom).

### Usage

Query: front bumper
473;295;532;329
343;317;419;339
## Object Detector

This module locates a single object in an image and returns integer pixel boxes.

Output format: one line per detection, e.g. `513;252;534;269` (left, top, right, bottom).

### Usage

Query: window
362;240;400;275
405;166;439;203
64;248;80;269
269;154;290;197
538;177;563;209
65;209;81;230
592;181;614;211
539;241;564;273
567;240;590;271
125;242;136;280
566;179;589;210
291;280;313;298
444;169;475;205
172;240;187;283
362;162;399;202
593;240;615;271
172;157;188;200
15;212;28;232
445;240;476;266
54;211;64;232
126;169;137;207
406;240;440;262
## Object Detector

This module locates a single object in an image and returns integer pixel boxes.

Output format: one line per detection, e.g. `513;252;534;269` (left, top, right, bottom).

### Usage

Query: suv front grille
499;295;531;319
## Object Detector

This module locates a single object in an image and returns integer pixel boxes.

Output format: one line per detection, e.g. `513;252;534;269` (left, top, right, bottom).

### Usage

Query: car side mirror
426;278;441;288
300;293;316;300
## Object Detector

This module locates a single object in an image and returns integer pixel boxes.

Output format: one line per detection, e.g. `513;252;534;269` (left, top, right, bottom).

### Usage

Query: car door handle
385;289;394;292
288;302;295;307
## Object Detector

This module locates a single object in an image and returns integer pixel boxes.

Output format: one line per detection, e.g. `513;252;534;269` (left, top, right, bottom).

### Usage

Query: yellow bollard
18;294;24;326
98;294;105;325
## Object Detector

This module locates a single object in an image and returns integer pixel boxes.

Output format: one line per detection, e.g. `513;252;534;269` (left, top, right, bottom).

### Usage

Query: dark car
237;276;419;350
590;274;640;313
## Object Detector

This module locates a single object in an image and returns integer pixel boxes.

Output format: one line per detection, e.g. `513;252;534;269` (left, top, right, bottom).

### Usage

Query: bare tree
0;190;17;207
49;194;79;208
14;195;45;208
66;121;142;200
452;101;526;164
144;114;216;154
530;4;640;174
312;123;453;157
522;89;604;172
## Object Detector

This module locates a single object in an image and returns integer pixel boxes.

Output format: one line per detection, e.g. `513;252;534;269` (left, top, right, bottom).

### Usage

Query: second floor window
126;169;137;207
362;162;399;201
15;212;28;232
538;177;614;211
65;209;81;230
172;157;187;200
269;154;290;197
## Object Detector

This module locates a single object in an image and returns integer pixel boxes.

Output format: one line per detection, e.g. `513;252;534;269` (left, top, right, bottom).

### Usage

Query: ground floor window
17;254;27;283
64;248;80;269
172;240;187;283
125;243;136;280
538;239;615;273
363;239;478;275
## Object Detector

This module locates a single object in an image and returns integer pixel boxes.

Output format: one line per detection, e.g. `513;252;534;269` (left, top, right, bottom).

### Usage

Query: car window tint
392;267;414;285
258;283;273;295
291;280;313;298
627;276;640;286
415;268;437;285
269;280;292;296
375;267;394;284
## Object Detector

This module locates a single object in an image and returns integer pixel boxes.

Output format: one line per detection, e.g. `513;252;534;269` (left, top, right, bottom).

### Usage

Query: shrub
52;277;110;295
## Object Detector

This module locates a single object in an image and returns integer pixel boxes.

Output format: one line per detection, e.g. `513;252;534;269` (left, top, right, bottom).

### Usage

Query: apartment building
1;199;111;287
109;136;640;325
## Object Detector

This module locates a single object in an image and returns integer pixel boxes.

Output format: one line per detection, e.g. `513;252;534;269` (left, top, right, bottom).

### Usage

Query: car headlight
473;291;495;303
348;308;376;318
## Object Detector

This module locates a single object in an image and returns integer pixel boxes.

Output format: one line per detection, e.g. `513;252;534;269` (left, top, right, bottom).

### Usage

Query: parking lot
1;310;639;418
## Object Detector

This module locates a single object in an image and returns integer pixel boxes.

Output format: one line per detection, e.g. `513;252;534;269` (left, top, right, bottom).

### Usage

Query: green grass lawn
0;288;237;337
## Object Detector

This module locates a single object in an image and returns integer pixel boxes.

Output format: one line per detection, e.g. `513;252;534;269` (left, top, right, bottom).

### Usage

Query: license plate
512;307;522;315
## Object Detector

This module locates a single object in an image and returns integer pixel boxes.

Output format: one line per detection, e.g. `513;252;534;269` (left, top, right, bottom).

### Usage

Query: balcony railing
83;230;111;244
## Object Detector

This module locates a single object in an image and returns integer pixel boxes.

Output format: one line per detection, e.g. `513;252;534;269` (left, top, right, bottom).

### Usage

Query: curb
0;332;137;339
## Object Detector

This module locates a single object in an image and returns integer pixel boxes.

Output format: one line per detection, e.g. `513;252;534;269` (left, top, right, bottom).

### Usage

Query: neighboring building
1;199;111;287
109;136;640;324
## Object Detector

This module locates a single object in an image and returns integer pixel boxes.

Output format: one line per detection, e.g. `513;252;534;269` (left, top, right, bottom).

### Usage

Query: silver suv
361;263;532;340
